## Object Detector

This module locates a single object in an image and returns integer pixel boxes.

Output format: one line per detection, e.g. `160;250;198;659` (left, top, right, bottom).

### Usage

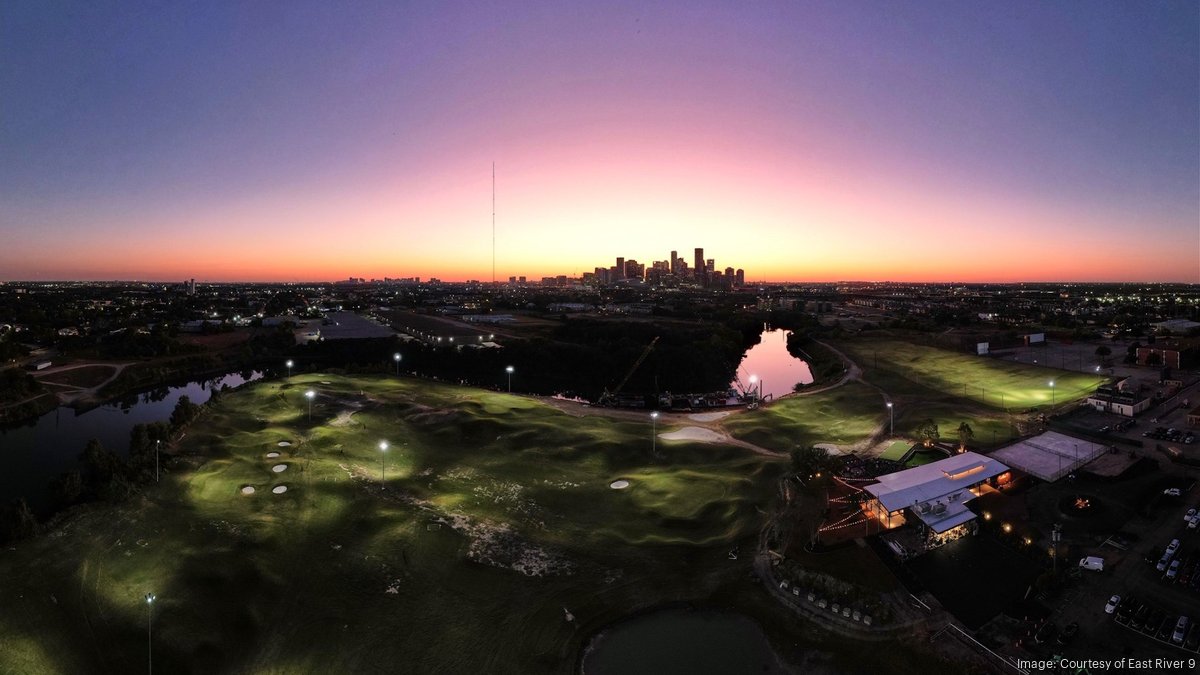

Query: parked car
1158;616;1175;641
1186;507;1197;522
1177;617;1193;644
1166;560;1181;580
1189;514;1199;530
1167;538;1180;555
1144;609;1166;636
1104;595;1121;614
1131;605;1150;630
1164;488;1182;497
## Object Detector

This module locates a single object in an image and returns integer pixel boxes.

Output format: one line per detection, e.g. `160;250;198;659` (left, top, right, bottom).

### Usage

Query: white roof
991;431;1107;482
865;451;1009;513
915;499;977;534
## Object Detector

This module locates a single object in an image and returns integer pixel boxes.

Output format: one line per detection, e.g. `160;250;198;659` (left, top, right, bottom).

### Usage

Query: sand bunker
272;485;288;494
609;480;630;490
659;426;723;442
688;411;732;422
266;451;280;458
278;441;291;447
240;486;256;495
272;464;288;473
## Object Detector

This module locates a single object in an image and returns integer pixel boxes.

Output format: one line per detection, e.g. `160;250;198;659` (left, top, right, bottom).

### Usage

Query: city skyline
2;1;1198;283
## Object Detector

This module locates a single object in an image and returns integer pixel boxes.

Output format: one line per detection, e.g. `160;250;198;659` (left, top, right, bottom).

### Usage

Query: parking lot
1036;485;1200;662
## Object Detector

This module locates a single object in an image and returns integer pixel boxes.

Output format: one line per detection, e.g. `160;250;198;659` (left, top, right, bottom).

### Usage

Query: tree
0;498;38;542
917;419;940;448
1094;345;1111;365
49;470;84;508
80;439;122;489
790;446;835;477
956;422;975;452
170;395;200;429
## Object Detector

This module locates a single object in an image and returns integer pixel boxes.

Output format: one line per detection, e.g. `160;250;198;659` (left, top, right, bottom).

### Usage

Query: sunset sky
2;1;1197;283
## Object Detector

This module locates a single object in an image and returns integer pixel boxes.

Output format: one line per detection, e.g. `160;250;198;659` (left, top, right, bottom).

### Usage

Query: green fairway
839;339;1106;410
879;441;912;461
723;380;885;452
0;375;785;674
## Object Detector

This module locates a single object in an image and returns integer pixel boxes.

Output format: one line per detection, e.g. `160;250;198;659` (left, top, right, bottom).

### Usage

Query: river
0;370;263;513
733;329;814;400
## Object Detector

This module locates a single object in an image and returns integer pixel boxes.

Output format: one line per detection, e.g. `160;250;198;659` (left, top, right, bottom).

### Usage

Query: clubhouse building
863;452;1011;550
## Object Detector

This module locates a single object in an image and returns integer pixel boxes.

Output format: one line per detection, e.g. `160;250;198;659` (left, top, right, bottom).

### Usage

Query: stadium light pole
285;359;293;378
886;402;893;435
506;365;514;393
651;411;659;455
155;440;160;483
1049;381;1055;407
393;352;402;376
145;592;155;675
305;390;315;420
379;441;388;489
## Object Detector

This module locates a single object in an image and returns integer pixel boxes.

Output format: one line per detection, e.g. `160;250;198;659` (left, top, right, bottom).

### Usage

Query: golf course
0;374;789;674
0;337;1104;674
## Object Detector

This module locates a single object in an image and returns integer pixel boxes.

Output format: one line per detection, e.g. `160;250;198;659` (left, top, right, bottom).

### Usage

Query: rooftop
865;451;1009;514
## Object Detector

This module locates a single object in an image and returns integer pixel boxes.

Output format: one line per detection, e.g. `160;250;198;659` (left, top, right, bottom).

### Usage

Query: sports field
0;375;783;674
839;339;1107;410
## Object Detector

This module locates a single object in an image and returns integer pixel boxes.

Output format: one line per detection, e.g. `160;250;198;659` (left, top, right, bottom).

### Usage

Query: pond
0;369;263;513
733;328;813;400
582;607;790;675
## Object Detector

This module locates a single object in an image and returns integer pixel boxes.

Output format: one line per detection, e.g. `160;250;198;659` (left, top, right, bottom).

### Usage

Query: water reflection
0;370;263;512
734;329;813;399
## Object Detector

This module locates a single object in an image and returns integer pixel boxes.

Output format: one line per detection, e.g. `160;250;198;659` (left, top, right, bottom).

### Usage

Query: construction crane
598;336;659;406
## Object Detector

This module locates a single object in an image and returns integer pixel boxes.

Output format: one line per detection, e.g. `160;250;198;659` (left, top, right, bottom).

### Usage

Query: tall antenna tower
491;162;496;286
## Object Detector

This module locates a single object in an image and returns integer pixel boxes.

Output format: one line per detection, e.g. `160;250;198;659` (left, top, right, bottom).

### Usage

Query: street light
505;365;514;392
145;592;155;675
155;440;160;483
305;390;315;420
1049;381;1055;406
886;402;894;435
379;441;388;489
393;352;402;376
651;411;659;455
285;359;294;378
748;374;759;401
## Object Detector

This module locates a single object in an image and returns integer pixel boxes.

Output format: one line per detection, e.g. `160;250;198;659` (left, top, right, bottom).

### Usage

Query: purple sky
1;1;1197;282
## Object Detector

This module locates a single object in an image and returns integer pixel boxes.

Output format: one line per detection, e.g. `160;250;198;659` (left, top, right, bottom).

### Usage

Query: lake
734;329;813;400
582;607;790;675
0;370;263;513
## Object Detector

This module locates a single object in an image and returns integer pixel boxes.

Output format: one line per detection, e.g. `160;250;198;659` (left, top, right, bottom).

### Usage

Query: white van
1079;556;1104;572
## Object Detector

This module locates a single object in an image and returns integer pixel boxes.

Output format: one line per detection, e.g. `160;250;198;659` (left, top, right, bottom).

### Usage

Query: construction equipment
598;337;659;406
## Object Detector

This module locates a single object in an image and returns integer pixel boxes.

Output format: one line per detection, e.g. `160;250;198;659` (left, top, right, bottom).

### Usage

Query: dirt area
660;427;725;442
35;365;117;388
